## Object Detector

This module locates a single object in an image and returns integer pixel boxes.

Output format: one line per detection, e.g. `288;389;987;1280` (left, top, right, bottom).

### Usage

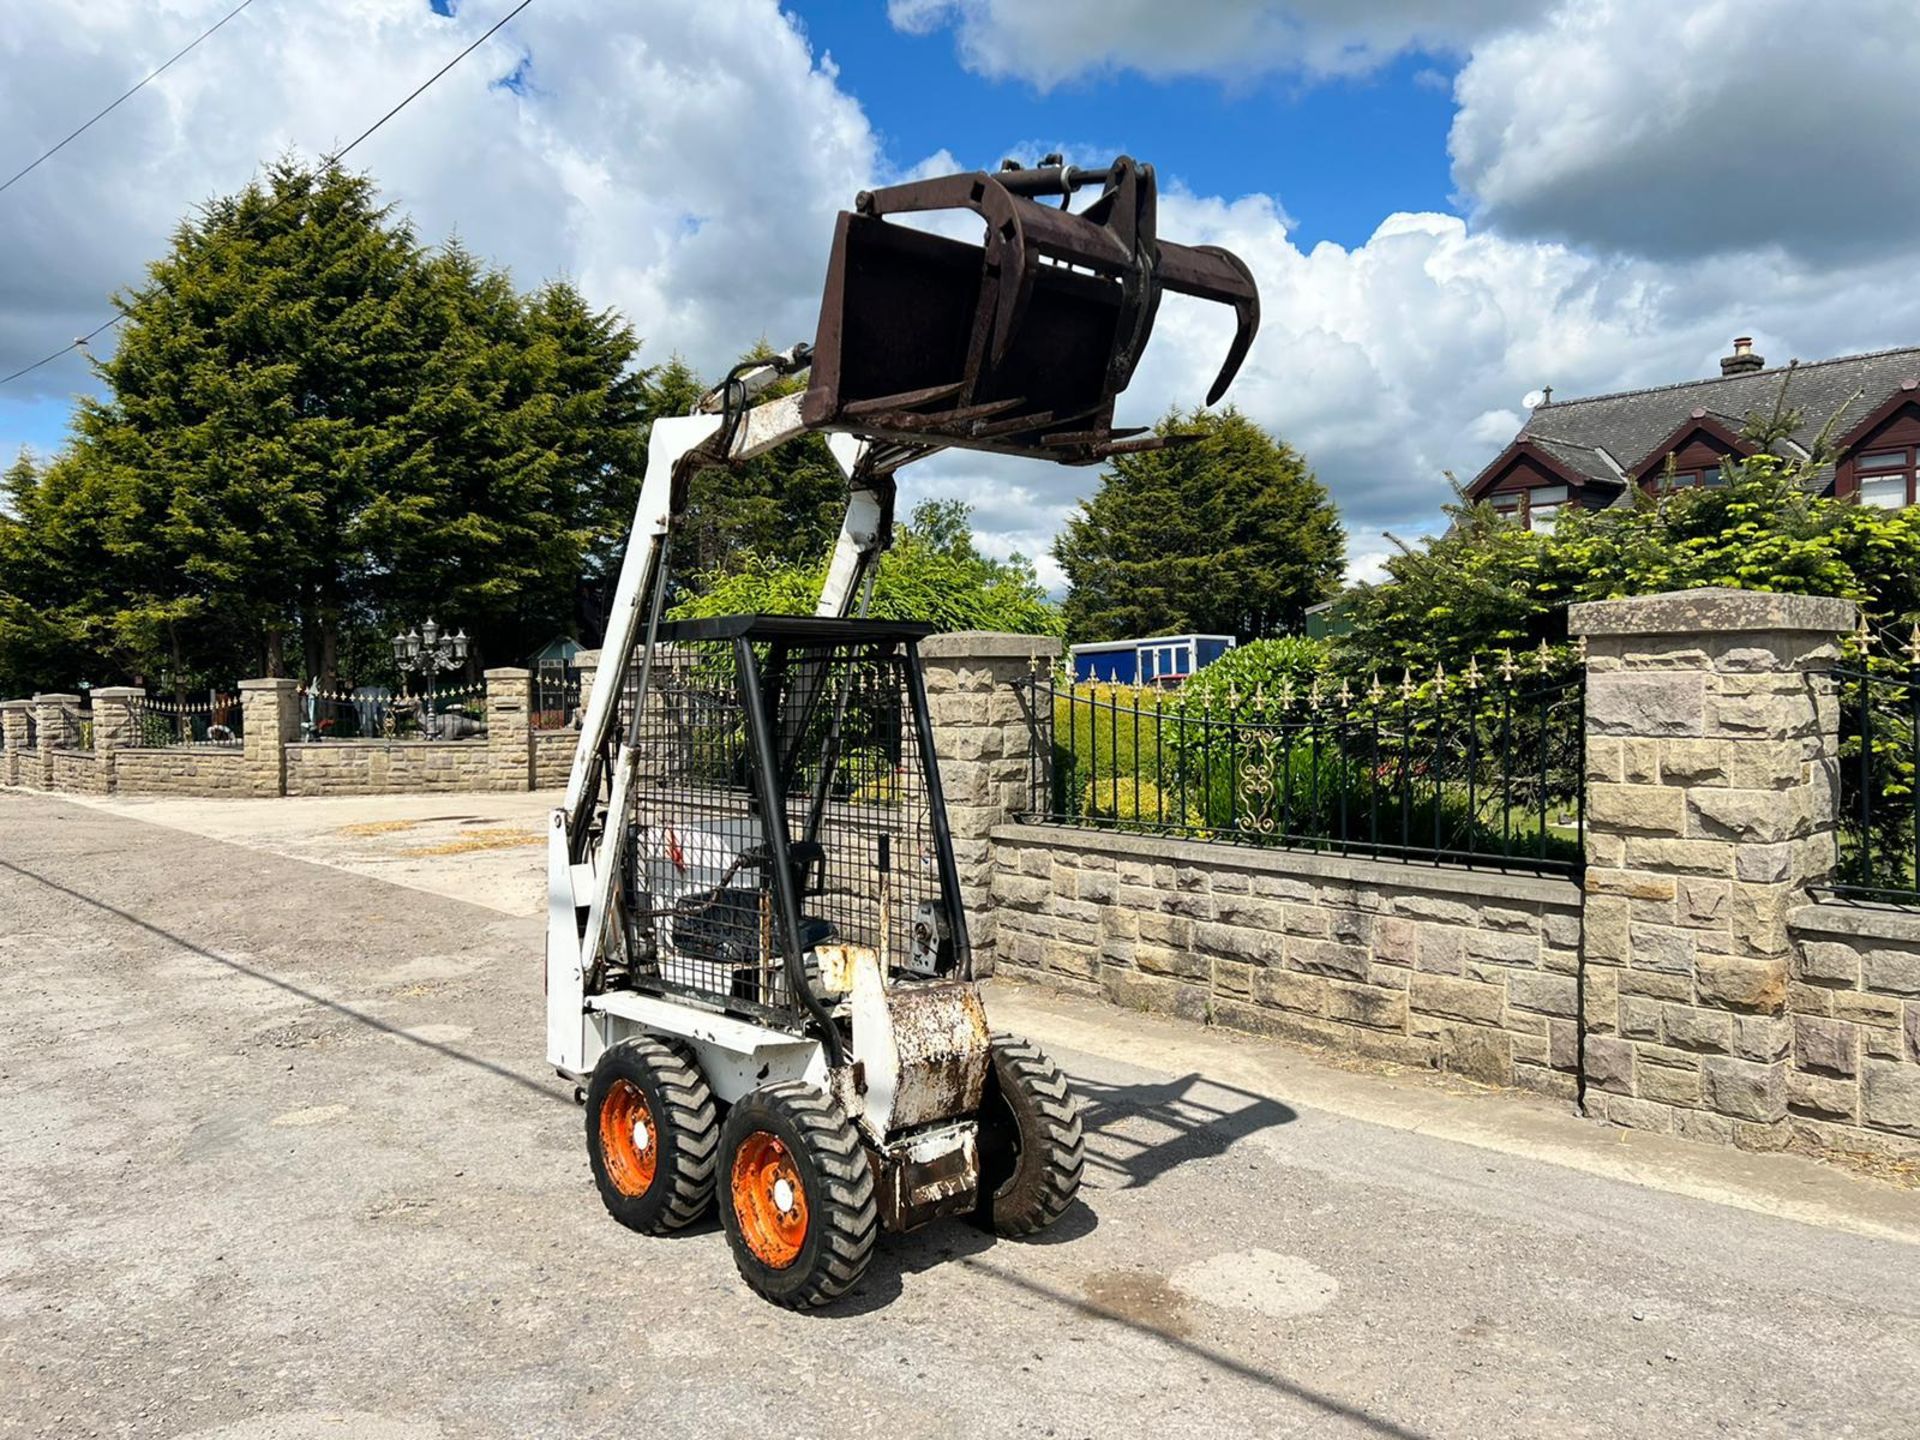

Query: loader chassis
546;152;1258;1306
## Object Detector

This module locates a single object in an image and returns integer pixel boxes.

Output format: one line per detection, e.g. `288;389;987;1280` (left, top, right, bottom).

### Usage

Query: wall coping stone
117;746;244;757
0;699;33;711
1569;587;1855;638
1789;901;1920;947
484;667;532;680
89;686;144;700
991;821;1581;908
32;692;80;703
286;740;485;751
921;631;1063;661
238;676;298;692
575;648;600;669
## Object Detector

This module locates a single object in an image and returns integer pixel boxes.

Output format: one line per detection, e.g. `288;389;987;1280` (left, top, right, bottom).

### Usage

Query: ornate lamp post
391;618;469;736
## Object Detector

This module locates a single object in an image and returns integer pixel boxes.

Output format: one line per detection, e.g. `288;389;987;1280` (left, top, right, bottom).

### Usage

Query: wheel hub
731;1130;810;1269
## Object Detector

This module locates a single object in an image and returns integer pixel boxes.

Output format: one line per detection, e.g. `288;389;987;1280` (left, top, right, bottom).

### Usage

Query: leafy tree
1053;408;1344;643
2;161;648;692
1337;450;1920;678
673;500;1063;635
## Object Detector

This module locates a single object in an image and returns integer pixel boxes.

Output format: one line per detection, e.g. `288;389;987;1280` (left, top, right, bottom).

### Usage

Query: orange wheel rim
599;1079;658;1197
731;1130;808;1268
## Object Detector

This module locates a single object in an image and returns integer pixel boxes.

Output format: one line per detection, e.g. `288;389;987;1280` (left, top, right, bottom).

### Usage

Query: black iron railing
1012;655;1584;877
1821;660;1920;905
134;692;244;748
301;681;488;740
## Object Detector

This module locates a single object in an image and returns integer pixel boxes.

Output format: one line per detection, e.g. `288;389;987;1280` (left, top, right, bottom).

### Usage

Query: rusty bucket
802;155;1260;465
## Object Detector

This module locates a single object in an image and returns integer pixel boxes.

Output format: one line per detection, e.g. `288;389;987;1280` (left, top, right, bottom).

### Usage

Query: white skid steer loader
547;155;1259;1307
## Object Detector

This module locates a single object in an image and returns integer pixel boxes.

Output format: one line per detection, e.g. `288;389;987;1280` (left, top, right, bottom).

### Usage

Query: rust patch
1082;1269;1193;1338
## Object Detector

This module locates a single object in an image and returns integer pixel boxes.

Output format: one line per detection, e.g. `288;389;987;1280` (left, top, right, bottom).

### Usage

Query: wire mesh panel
604;619;953;1028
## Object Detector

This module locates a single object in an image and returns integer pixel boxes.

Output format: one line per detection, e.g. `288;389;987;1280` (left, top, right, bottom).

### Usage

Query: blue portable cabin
1069;633;1236;686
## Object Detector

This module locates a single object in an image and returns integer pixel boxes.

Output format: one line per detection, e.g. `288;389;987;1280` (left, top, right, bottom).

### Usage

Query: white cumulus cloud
887;0;1538;87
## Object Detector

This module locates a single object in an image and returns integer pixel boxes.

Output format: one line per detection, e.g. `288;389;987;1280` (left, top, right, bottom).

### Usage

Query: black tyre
585;1037;719;1234
974;1033;1085;1237
717;1082;877;1309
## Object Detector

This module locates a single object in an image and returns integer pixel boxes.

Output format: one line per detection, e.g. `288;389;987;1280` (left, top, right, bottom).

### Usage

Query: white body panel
586;990;827;1104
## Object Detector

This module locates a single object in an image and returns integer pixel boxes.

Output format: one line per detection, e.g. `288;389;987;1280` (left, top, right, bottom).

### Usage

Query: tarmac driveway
4;791;1919;1439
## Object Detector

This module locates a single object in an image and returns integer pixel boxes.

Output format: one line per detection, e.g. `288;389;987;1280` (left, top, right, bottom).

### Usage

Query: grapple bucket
802;155;1259;465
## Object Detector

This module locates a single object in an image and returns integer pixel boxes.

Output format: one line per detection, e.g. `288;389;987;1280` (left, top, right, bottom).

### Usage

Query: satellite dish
1521;389;1546;411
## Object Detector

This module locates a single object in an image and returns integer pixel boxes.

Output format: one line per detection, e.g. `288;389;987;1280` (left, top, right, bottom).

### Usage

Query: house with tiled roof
1463;338;1920;528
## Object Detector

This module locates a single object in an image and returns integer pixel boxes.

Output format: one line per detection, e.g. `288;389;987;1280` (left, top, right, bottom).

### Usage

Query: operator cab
606;614;964;1031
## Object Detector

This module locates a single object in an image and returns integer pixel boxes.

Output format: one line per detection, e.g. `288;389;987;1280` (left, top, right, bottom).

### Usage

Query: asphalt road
4;791;1920;1439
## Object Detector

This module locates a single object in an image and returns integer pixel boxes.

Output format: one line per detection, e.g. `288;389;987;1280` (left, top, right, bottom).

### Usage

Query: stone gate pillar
1;700;31;785
1571;588;1852;1148
239;678;299;797
485;667;534;792
91;687;143;754
32;693;80;788
921;633;1062;978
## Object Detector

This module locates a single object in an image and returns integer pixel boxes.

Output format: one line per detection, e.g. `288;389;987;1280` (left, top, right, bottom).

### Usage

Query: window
1525;485;1569;529
1851;444;1918;508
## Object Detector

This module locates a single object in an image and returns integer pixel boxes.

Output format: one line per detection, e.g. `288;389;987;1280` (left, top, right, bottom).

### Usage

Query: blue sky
786;6;1461;253
6;1;1920;583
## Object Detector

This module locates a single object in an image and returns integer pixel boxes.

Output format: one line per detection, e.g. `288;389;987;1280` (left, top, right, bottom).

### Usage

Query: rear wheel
718;1083;877;1308
974;1033;1085;1236
585;1037;719;1233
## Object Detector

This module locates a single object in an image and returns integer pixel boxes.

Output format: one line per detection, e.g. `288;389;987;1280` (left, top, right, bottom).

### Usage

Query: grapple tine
1158;241;1261;406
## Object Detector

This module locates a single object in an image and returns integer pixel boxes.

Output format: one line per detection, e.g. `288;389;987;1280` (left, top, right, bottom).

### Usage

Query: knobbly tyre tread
585;1037;720;1233
718;1081;878;1309
975;1032;1085;1237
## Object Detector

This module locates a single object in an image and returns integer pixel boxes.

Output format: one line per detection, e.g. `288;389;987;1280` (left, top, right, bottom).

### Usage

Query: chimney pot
1720;335;1765;376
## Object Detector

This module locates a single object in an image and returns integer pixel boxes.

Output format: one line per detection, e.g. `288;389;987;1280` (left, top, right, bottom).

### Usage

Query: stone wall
1785;903;1920;1159
989;822;1583;1095
2;667;563;799
285;741;494;796
112;748;249;796
532;729;576;790
48;750;107;794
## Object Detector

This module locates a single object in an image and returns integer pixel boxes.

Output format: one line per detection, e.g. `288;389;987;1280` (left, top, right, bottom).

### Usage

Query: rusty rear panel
884;979;991;1130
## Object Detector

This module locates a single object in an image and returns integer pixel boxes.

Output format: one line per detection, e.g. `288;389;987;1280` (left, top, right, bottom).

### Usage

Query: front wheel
974;1033;1085;1236
717;1083;877;1309
584;1037;719;1233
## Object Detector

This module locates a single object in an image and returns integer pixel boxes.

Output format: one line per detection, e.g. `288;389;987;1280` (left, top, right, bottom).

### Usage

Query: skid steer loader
547;155;1259;1307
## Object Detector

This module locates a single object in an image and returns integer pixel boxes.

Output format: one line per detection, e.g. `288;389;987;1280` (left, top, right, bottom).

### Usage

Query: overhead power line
0;0;266;200
0;0;537;391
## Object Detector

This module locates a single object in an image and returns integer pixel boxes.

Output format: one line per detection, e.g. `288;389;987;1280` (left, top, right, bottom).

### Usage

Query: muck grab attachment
806;153;1260;464
545;154;1259;1307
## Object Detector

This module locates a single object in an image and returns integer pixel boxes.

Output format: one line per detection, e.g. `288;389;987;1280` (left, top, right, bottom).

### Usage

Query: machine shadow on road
956;1257;1433;1440
835;1066;1298;1314
0;856;572;1109
1072;1069;1298;1190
